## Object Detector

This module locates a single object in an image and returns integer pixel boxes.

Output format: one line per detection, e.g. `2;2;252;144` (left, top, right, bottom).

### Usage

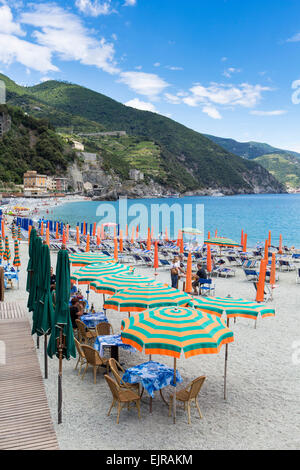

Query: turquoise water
43;193;300;248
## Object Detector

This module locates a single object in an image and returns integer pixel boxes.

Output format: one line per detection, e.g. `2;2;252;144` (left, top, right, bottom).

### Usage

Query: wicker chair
75;319;97;344
169;376;206;424
80;345;109;384
95;322;114;336
108;358;140;393
74;338;86;376
104;374;141;424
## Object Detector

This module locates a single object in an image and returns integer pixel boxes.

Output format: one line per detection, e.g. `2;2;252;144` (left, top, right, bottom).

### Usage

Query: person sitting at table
50;267;56;289
70;298;83;329
70;280;78;296
192;263;207;295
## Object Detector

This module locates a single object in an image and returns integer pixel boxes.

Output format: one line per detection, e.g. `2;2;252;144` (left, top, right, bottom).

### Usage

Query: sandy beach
3;222;300;451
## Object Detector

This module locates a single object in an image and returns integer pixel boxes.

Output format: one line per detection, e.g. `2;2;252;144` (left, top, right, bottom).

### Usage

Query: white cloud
221;57;227;62
250;110;287;116
20;4;119;74
287;33;300;42
0;4;24;35
119;71;169;98
202;105;222;119
165;65;183;71
75;0;113;16
223;67;241;78
153;62;160;67
164;92;181;104
125;98;156;112
124;0;136;6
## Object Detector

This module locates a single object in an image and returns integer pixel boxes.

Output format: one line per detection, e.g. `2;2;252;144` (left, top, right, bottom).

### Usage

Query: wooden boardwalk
0;302;59;450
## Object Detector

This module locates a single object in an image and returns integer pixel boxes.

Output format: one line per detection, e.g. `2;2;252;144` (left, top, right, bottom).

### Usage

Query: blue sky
0;0;300;151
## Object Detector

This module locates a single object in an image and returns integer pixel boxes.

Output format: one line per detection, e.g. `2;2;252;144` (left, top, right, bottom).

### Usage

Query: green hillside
254;153;300;189
0;74;285;194
0;104;76;184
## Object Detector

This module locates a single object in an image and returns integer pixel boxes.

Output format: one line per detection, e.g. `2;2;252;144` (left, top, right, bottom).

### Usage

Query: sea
41;193;300;248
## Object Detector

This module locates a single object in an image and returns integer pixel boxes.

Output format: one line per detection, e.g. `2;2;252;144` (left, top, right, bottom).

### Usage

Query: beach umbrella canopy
71;262;133;284
47;249;75;360
32;244;54;336
3;236;11;262
104;284;190;312
13;240;21;267
182;227;202;235
27;236;43;312
204;237;240;248
69;252;113;266
90;273;157;295
191;296;275;320
121;306;234;358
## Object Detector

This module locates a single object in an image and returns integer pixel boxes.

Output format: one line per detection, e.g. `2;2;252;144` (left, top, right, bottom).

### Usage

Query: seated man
192;263;207;294
70;298;83;329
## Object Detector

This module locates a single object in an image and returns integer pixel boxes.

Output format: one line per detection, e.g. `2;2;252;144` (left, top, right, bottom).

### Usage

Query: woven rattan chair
74;338;87;376
80;345;109;384
108;358;139;393
169;376;206;424
95;322;114;336
104;374;141;424
76;319;97;344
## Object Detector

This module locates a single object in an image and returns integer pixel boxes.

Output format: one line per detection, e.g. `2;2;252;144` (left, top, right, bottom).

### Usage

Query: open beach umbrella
71;262;133;284
47;249;76;424
204;237;240;248
121;306;234;423
3;236;11;263
90;273;157;295
13;240;21;267
69;252;113;266
32;243;54;378
104;284;191;313
191;296;275;320
182;227;202;235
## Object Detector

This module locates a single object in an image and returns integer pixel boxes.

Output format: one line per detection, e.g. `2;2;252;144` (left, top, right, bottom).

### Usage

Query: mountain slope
0;74;285;194
205;134;300;161
253;153;300;189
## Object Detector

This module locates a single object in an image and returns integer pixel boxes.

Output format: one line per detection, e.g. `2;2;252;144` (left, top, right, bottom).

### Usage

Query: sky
0;0;300;151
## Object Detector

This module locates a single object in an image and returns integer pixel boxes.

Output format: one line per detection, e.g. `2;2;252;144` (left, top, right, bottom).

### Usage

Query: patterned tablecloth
81;312;108;328
94;334;136;357
121;361;183;398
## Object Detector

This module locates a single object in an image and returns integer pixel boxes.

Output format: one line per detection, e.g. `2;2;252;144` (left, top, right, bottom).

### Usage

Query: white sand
4;230;300;450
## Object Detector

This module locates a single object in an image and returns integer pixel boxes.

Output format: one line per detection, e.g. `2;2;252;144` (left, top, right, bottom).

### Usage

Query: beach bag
171;267;179;276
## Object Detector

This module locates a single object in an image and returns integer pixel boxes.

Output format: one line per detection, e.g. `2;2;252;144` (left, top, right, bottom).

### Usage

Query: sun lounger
253;282;272;302
244;268;259;281
278;260;295;272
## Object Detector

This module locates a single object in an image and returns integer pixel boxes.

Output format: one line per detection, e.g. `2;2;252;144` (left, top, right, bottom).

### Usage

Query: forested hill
0;74;285;194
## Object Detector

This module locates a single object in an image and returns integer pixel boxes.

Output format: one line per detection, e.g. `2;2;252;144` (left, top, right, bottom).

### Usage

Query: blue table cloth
81;312;108;328
94;334;136;357
121;361;183;398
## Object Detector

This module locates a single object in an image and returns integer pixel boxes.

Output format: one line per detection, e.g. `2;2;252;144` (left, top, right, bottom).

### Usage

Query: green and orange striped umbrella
121;306;234;359
3;236;11;262
90;273;158;295
13;240;21;267
11;224;16;239
190;296;275;320
69;252;113;266
71;262;133;284
204;237;240;247
17;225;21;242
104;285;190;312
0;238;3;259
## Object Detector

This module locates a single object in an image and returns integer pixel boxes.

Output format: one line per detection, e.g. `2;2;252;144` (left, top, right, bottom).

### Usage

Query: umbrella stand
57;327;64;424
44;335;48;379
37;336;40;349
224;317;230;400
173;358;177;424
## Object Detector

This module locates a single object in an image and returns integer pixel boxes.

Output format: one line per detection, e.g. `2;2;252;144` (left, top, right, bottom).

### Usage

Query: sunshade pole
58;327;63;424
224;316;230;400
44;335;48;379
36;335;40;349
173;358;177;424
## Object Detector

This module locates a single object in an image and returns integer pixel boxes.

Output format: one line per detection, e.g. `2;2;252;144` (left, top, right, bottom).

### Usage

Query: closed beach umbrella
268;230;271;247
26;227;37;293
41;221;44;237
147;228;151;251
206;243;212;273
154;241;159;276
179;237;184;254
243;233;247;252
97;227;101;246
269;253;276;287
119;230;123;253
90;273;157;295
85;234;90;252
1;219;5;239
3;236;11;262
28;225;31;245
131;226;135;244
256;259;267;303
62;229;67;246
207;231;210;240
17;225;21;242
47;249;76;424
264;239;269;262
66;225;69;242
121;306;234;422
114;237;118;262
92;222;96;237
13;240;21;267
104;284;190;313
46;228;50;247
69;252;113;267
165;227;168;242
71;262;132;284
279;234;283;254
76;226;80;246
185;252;192;293
215;229;218;238
12;224;16;239
55;223;59;240
241;229;244;247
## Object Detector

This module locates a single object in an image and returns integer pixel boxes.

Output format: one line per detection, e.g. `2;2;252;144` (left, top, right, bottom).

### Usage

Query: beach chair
159;259;171;269
74;338;87;376
215;267;236;278
296;268;300;284
198;279;215;296
104;374;141;424
95;322;114;336
244;269;259;281
75;319;97;344
141;255;153;266
292;254;300;263
168;376;206;424
108;358;140;393
81;345;109;384
278;260;295;272
253;282;272;302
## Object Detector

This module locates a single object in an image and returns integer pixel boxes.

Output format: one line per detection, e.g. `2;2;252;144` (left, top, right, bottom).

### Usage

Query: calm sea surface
42;193;300;248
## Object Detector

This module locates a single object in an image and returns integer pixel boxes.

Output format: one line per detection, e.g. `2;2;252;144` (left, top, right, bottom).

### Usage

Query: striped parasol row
0;238;3;259
190;296;275;320
71;263;133;284
121;306;234;358
90;272;157;295
104;285;191;312
204;237;240;247
3;236;11;262
12;224;16;239
13;240;21;267
69;252;113;266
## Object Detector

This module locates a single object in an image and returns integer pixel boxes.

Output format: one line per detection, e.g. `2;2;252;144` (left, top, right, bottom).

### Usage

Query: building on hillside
55;177;68;192
129;169;144;182
23;171;48;195
0;112;11;137
47;177;56;192
71;140;84;151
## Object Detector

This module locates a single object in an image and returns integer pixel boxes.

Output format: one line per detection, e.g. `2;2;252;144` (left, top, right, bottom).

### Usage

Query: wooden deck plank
0;303;59;450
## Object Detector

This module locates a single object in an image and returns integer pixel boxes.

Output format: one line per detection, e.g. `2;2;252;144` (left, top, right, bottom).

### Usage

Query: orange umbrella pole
119;230;123;253
114;237;118;262
154;241;159;277
206;244;212;273
131;226;135;244
76;226;80;246
241;229;244;247
264;239;269;263
268;230;271;247
41;221;44;237
97;226;101;246
92;222;96;237
207;231;211;240
279;234;283;254
185;252;192;293
85;234;90;252
256;259;267;303
28;225;32;245
270;253;276;288
46;228;50;247
243;233;247;252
